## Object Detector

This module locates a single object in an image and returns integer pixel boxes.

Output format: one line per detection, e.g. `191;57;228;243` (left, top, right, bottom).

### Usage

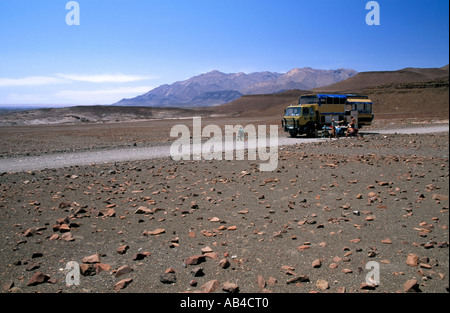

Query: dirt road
0;125;448;173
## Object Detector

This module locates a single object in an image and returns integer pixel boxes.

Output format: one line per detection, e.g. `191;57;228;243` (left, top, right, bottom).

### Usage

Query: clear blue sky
0;0;448;106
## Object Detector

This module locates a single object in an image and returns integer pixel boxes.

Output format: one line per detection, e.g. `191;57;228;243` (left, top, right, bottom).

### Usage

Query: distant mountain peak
114;67;357;108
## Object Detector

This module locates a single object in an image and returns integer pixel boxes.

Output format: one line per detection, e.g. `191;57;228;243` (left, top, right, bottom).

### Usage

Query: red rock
297;245;310;251
61;232;74;241
132;252;149;261
403;279;420;292
80;264;96;276
95;263;111;274
49;234;59;241
134;206;153;214
219;258;230;269
114;278;133;290
316;279;329;290
59;224;71;233
24;228;35;237
117;245;129;254
257;275;266;288
160;272;177;284
144;228;165;236
360;282;377;290
342;268;353;274
381;238;392;244
286;275;310;284
184;255;206;266
267;277;277;286
312;259;322;268
27;272;50;286
201;279;220;293
82;254;101;264
201;246;213;254
406;253;419;267
222;282;239;293
115;265;133;278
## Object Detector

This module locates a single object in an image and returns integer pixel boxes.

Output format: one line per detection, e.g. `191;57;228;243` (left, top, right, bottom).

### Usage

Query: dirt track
0;120;448;294
1;123;447;173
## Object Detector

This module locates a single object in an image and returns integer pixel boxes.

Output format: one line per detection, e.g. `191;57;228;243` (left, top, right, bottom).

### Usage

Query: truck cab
282;104;319;137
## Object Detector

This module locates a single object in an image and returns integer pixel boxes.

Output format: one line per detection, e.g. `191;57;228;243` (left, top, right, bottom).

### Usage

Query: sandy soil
0;119;448;295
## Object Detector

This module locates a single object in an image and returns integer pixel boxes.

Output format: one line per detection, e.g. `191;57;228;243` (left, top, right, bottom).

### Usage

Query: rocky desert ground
0;116;448;297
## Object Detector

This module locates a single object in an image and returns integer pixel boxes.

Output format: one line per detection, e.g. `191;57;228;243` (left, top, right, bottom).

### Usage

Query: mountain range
114;67;357;107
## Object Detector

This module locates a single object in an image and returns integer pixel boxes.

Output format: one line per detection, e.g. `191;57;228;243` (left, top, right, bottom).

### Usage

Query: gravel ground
0;125;448;295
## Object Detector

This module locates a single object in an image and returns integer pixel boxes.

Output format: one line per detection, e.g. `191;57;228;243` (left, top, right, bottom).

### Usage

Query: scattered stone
286;275;310;284
403;279;420;292
27;272;50;286
95;263;111;274
222;281;239;293
267;277;277;286
80;264;96;276
114;278;133;290
24;228;35;237
144;228;165;236
201;246;213;254
190;267;204;277
117;245;129;254
134;206;152;214
160;272;177;284
184;255;206;266
316;279;329;290
201;279;220;293
297;245;310;251
219;258;230;269
360;282;377;290
115;265;133;278
406;253;419;267
61;232;75;241
25;262;40;271
82;254;101;264
312;259;322;268
132;252;150;261
257;275;266;288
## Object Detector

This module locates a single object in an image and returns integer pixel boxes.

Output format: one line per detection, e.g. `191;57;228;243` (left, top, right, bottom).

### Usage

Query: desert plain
0;68;448;294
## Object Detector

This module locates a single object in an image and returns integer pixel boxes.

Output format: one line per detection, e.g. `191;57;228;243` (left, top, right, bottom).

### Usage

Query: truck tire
306;123;317;138
289;130;297;138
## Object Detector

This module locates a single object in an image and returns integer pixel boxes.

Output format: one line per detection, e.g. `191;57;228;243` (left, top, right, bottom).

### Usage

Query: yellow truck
281;94;374;137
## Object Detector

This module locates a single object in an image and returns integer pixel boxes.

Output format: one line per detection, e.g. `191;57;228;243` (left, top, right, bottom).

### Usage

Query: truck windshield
285;107;301;116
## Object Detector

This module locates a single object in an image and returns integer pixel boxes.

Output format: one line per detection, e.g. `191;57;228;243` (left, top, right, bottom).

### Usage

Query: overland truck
281;94;374;137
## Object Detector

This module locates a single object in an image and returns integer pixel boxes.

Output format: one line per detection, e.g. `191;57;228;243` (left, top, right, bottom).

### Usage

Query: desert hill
114;67;356;108
313;66;449;93
0;105;211;126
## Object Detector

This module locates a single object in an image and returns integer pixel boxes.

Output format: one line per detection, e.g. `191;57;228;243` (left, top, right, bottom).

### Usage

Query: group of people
328;116;358;138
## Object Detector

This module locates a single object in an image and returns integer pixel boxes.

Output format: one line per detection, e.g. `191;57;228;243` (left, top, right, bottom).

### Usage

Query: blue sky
0;0;448;106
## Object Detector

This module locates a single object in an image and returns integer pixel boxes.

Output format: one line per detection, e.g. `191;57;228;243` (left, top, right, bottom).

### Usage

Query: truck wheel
289;130;297;138
306;124;317;138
